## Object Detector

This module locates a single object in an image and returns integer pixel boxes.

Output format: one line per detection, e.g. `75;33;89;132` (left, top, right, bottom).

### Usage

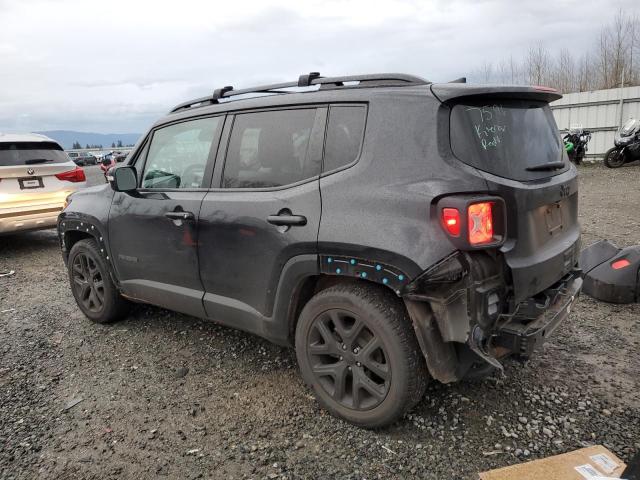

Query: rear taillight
437;196;506;250
55;167;86;183
468;202;494;245
441;208;461;237
611;258;630;270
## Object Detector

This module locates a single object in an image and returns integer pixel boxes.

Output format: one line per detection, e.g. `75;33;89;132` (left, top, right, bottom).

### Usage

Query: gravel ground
1;164;639;480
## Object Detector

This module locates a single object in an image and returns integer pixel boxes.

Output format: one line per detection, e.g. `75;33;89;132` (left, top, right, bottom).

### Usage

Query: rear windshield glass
450;100;566;181
0;141;68;166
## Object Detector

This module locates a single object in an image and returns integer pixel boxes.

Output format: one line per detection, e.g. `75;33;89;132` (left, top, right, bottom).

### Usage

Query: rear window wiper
24;158;54;165
525;161;565;172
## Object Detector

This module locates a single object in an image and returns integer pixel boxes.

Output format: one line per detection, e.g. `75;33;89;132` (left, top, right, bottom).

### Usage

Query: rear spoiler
430;83;562;104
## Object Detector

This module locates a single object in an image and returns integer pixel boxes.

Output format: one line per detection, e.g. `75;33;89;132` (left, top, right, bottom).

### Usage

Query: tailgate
489;171;580;303
1;141;78;196
0;162;80;205
0;141;77;198
433;83;580;303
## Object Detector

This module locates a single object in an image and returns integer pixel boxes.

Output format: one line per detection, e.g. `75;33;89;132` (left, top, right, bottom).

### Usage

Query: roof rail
213;85;234;100
298;71;321;87
169;72;429;113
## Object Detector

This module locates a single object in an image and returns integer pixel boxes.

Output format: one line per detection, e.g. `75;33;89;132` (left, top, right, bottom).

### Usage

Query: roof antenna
298;72;321;87
448;77;467;83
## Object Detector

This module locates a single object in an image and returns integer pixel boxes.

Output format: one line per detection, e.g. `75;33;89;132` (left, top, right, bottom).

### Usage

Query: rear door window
323;105;366;172
0;142;68;166
450;100;567;181
222;108;318;188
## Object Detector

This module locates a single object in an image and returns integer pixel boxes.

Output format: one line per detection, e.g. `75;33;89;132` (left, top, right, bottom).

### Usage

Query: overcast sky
0;0;637;134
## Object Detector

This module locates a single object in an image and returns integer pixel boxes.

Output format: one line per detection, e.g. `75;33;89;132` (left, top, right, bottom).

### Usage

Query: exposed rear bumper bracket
492;270;582;358
468;325;504;372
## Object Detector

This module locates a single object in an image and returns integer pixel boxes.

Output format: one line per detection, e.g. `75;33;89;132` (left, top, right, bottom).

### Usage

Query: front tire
295;282;427;428
67;239;130;323
604;148;626;168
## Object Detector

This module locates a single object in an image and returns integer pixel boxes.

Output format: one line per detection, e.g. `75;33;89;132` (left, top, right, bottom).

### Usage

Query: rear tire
604;148;625;168
295;282;427;428
67;239;130;323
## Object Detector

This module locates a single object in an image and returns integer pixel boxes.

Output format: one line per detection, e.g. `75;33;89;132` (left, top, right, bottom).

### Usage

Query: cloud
0;0;637;133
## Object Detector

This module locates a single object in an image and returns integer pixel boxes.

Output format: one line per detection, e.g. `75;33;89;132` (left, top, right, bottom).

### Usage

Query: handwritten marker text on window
466;105;507;151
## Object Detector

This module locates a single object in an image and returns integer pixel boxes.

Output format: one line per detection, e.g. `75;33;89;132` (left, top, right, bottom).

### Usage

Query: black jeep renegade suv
58;73;582;428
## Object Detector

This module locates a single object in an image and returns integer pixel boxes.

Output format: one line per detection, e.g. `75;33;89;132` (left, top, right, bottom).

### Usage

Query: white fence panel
551;85;640;160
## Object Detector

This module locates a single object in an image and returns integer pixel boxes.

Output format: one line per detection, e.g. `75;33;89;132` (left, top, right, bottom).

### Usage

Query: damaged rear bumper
403;252;582;383
492;270;582;358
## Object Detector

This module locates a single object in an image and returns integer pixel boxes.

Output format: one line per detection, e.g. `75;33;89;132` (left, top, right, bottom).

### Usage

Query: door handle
267;214;307;226
165;211;195;221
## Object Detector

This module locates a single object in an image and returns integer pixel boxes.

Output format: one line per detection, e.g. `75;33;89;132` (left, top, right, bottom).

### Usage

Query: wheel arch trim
58;213;120;288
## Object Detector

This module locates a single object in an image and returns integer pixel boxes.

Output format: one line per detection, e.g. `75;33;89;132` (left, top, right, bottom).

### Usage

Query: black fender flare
318;254;414;296
264;254;319;345
271;250;426;345
57;212;120;288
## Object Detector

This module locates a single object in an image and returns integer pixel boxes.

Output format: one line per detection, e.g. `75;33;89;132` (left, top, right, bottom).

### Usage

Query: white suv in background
0;133;87;234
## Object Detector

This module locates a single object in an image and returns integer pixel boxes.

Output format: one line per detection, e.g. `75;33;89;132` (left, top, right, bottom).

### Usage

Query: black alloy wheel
295;283;427;428
306;308;391;410
71;252;105;313
67;238;130;323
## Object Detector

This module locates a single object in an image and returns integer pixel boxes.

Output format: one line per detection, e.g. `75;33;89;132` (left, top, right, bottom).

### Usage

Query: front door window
141;116;223;189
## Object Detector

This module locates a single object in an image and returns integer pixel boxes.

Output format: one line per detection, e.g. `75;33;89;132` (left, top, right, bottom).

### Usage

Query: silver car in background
0;133;86;234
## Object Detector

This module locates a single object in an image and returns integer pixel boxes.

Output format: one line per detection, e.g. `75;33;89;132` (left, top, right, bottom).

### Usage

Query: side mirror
109;166;137;192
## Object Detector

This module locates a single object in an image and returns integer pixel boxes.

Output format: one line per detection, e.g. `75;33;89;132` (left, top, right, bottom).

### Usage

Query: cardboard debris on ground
479;445;627;480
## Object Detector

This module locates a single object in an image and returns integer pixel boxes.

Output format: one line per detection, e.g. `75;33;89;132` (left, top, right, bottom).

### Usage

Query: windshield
450;99;566;181
0;141;68;166
620;118;640;136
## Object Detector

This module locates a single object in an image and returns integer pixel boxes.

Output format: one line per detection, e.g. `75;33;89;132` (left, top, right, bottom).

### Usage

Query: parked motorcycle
563;127;591;165
604;118;640;168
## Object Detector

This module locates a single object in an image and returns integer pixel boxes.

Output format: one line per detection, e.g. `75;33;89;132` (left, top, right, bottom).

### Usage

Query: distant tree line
71;139;134;150
471;12;639;93
72;141;103;149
